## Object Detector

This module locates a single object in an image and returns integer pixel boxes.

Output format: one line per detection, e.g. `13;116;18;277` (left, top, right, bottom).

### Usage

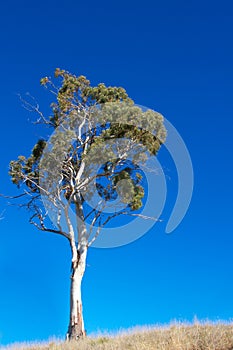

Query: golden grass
3;321;233;350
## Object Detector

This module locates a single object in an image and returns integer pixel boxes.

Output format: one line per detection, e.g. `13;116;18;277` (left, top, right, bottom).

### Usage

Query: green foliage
40;69;133;126
10;68;167;220
9;139;46;191
40;77;49;85
32;139;47;159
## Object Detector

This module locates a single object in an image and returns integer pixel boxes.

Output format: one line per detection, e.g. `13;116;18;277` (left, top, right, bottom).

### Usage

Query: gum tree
9;69;166;340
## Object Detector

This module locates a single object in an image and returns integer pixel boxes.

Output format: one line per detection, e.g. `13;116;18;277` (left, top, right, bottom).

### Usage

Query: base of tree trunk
66;324;86;341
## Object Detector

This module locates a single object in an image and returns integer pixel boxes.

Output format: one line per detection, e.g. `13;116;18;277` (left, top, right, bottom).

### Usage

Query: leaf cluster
9;139;46;191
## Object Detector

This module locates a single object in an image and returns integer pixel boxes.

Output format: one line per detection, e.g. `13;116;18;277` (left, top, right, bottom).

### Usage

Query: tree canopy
9;68;166;247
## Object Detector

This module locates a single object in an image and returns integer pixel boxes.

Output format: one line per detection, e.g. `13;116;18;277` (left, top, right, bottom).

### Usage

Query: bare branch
17;93;54;126
64;204;76;241
78;115;86;144
29;211;70;240
87;226;101;247
41;77;59;96
22;175;51;196
121;212;161;221
87;210;161;247
86;203;105;241
0;210;5;220
0;192;27;199
84;198;103;222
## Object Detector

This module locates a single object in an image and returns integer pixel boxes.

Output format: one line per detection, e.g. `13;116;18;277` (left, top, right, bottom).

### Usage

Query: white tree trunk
67;245;87;340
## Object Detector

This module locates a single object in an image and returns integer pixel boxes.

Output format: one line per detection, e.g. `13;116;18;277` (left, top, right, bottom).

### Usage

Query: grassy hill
3;322;233;350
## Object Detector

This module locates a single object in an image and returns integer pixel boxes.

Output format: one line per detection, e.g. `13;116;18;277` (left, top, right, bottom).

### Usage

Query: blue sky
0;0;233;345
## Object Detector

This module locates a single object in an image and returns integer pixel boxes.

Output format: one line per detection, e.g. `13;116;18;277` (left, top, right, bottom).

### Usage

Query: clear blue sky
0;0;232;346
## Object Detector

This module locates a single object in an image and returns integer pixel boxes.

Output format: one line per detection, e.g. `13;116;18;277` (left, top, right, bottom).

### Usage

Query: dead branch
29;211;70;240
87;210;161;247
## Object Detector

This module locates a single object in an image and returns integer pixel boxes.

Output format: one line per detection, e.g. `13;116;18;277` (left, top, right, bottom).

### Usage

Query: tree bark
66;245;87;340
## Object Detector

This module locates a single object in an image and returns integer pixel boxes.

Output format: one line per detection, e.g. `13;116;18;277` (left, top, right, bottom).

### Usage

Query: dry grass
2;321;233;350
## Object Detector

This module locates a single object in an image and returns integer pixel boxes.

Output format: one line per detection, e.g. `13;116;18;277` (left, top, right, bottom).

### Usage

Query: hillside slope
3;322;233;350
